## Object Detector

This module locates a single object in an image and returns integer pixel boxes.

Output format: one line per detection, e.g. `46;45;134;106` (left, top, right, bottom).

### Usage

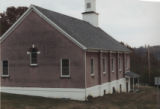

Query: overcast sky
0;0;160;47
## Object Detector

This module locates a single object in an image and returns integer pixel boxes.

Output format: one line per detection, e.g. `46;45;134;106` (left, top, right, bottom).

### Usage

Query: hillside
135;45;160;61
130;45;160;85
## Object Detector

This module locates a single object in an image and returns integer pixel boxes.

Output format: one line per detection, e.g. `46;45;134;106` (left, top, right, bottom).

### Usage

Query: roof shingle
34;5;130;52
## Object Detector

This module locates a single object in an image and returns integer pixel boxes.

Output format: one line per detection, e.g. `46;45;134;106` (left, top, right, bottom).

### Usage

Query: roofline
0;5;87;50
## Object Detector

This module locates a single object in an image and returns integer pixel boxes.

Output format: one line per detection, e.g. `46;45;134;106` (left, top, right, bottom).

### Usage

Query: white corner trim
0;6;33;43
31;6;87;50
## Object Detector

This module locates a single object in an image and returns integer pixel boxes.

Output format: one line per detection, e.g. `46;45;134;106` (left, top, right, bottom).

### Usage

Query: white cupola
82;0;99;27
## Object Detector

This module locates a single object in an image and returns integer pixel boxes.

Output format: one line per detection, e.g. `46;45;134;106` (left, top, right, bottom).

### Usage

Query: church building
0;0;131;100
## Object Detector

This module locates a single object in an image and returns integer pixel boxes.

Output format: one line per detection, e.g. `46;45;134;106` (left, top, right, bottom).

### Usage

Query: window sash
103;58;106;72
61;59;70;76
119;57;121;70
2;61;8;75
31;52;37;65
90;59;94;74
111;58;114;72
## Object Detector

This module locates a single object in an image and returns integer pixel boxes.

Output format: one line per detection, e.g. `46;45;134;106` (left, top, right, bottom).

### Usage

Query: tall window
2;60;9;76
61;59;70;77
103;58;106;73
118;57;121;71
90;58;94;75
111;58;114;72
31;48;38;65
125;56;128;69
27;44;40;66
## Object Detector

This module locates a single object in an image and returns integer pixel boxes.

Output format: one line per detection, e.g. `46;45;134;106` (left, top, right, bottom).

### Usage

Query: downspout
99;50;102;96
84;51;87;100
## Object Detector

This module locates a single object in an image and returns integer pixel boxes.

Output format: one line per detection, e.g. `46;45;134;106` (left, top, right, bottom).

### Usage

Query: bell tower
82;0;99;27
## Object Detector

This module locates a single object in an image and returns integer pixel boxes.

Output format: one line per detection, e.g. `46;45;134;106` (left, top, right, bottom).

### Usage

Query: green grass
1;86;160;109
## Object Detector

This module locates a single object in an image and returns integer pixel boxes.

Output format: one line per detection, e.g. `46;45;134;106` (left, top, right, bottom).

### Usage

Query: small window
86;3;91;8
103;58;106;73
61;59;70;77
2;60;9;76
90;58;94;75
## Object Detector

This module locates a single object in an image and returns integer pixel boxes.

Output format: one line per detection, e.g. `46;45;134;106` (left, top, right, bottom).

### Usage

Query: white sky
0;0;160;47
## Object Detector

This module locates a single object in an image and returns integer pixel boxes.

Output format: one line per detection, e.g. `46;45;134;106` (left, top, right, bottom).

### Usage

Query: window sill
1;75;10;78
91;74;95;77
60;76;71;79
30;64;38;67
103;72;106;75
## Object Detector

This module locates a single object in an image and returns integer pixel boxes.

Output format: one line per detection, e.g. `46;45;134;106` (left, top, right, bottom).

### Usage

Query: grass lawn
1;86;160;109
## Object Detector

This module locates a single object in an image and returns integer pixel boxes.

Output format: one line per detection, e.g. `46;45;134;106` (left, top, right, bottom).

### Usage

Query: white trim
0;5;87;50
1;75;10;77
60;58;70;78
30;64;38;66
103;72;106;75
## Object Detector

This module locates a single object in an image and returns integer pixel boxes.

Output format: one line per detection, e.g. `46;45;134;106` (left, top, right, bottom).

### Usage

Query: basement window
86;3;91;8
61;59;70;77
2;60;9;76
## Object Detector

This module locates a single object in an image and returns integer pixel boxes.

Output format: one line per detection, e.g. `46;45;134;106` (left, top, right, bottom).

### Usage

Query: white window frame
103;57;106;74
61;58;70;78
1;60;9;77
90;58;94;76
27;51;40;66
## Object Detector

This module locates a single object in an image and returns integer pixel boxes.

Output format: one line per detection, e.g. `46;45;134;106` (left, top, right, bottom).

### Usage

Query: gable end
0;5;87;50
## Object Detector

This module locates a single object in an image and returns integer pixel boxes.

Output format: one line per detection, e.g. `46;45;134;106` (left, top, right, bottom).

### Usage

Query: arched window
27;44;40;66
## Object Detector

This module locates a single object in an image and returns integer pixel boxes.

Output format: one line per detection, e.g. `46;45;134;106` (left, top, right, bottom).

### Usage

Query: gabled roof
0;5;130;52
